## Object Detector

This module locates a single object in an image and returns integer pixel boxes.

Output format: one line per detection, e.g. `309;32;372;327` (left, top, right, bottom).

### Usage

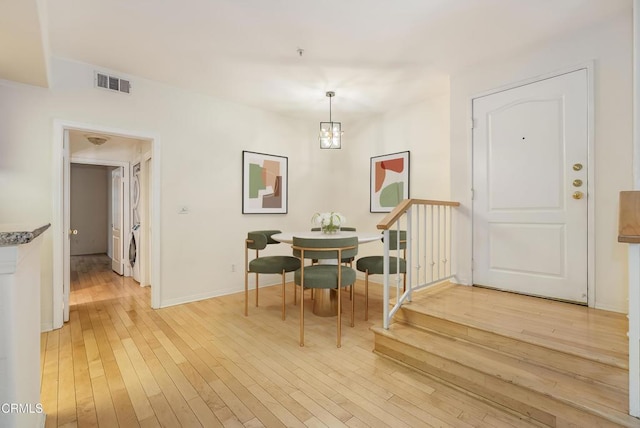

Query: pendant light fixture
319;91;343;149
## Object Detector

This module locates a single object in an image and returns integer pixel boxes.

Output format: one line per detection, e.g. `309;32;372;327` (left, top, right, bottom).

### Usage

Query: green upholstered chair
245;230;300;320
309;227;357;297
338;227;356;266
309;227;357;266
356;230;407;321
293;236;358;347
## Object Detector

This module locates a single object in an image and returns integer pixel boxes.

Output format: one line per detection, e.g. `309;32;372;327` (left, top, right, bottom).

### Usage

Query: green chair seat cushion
356;256;406;275
294;265;356;289
249;256;300;274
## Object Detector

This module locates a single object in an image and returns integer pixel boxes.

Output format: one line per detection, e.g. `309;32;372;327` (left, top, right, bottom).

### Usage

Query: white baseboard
159;288;237;308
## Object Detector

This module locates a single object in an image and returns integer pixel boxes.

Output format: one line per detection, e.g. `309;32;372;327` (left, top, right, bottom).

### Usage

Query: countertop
0;223;51;247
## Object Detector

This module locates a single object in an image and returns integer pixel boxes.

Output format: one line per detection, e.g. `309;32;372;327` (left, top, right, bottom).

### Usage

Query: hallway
69;254;149;306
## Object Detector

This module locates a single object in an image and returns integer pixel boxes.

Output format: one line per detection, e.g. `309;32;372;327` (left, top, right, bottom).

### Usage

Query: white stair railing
379;199;460;329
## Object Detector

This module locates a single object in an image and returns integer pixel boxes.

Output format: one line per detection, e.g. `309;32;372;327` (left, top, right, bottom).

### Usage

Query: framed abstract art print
242;151;288;214
370;151;410;213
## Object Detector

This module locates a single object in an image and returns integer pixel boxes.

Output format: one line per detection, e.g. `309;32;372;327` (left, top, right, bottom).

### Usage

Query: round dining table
271;231;381;316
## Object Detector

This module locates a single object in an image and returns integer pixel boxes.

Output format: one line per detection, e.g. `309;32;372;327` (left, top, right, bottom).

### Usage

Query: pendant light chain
329;94;332;122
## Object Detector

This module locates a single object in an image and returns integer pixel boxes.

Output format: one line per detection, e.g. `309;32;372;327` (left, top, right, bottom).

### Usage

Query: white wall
339;94;451;261
450;12;633;312
0;81;55;330
0;54;452;329
70;164;108;255
0;56;336;328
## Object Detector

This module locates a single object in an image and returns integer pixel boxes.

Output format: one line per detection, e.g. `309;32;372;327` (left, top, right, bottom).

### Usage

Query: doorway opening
71;162;128;271
53;121;161;329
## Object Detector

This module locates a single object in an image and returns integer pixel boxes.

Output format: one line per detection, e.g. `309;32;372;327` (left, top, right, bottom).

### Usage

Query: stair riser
395;307;627;389
374;334;624;428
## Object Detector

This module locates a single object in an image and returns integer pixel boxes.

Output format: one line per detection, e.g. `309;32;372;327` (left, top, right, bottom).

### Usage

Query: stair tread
395;307;628;390
373;323;632;423
400;285;628;369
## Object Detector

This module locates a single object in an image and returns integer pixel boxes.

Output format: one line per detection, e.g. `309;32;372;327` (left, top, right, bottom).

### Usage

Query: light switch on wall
178;206;190;214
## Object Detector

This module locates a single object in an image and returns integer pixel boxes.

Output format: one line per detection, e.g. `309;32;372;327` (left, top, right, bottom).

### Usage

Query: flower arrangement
312;212;346;234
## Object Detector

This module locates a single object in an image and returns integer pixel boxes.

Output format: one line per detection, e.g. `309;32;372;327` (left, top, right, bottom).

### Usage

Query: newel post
618;191;640;417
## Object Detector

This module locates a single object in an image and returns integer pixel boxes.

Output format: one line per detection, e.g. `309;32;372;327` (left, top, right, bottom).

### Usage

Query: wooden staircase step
394;306;627;390
372;323;637;427
399;284;628;370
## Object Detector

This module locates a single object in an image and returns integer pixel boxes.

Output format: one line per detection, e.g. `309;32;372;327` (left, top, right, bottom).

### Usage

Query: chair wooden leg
337;286;342;348
350;283;354;328
294;279;297;305
255;272;259;307
300;284;305;347
348;260;353;300
281;271;286;321
244;269;249;316
365;271;369;321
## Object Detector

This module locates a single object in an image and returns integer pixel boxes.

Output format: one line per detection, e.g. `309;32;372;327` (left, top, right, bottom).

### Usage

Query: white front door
472;69;589;303
111;167;124;275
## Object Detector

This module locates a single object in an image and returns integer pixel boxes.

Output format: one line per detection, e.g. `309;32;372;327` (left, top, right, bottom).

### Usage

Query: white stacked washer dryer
129;163;141;283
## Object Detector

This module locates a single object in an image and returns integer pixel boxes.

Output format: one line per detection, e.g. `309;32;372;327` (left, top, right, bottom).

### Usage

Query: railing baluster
418;205;427;283
443;205;448;277
415;205;420;288
382;228;390;329
378;198;460;330
437;205;441;279
430;205;435;282
448;206;453;277
407;207;413;302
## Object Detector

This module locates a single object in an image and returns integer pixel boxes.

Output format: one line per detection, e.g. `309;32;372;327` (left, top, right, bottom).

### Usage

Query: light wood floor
41;254;554;427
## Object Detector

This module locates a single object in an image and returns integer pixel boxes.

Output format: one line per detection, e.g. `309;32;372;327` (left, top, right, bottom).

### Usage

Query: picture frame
370;151;410;213
242;150;288;214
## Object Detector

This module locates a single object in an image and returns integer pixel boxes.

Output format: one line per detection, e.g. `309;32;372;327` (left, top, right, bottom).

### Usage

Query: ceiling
1;0;632;119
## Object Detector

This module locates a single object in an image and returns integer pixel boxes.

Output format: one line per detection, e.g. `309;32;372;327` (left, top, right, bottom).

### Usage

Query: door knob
68;229;78;236
572;191;584;200
572;179;583;187
573;163;583;171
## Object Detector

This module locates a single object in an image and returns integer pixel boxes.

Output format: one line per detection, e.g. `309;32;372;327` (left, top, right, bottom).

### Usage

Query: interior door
142;156;152;286
111;167;124;275
63;130;71;322
472;69;588;303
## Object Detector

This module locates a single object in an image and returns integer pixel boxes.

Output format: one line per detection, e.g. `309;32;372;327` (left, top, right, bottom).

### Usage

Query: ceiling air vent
95;72;131;94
